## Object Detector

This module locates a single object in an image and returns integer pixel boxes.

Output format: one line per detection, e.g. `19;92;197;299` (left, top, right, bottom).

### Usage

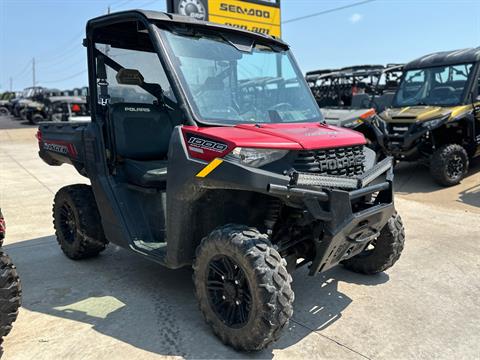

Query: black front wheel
342;212;405;274
30;114;44;125
193;225;294;351
430;144;469;186
0;251;21;356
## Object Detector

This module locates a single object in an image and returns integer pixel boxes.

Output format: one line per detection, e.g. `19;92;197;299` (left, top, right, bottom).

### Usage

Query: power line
37;47;85;69
111;0;134;11
136;0;160;8
39;69;87;84
282;0;376;24
40;57;87;75
36;29;85;62
11;60;32;79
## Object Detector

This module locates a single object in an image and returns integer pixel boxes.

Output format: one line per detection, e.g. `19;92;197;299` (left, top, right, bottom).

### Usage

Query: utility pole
32;57;36;87
9;77;12;92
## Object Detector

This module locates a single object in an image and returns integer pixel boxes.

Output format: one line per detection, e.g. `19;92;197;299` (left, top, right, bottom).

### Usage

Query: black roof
306;65;387;80
405;47;480;70
87;9;288;50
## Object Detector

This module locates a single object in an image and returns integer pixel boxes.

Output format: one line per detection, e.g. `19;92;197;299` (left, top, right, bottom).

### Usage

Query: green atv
374;47;480;186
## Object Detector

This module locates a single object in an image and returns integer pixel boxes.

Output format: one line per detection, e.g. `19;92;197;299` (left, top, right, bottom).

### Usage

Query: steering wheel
269;102;294;112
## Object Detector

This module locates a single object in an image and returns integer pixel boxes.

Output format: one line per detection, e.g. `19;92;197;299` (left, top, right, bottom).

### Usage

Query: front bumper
267;158;395;275
372;119;429;159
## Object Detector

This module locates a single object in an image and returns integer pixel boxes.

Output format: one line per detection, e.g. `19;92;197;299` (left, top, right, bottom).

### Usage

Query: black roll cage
392;61;480;108
85;10;290;127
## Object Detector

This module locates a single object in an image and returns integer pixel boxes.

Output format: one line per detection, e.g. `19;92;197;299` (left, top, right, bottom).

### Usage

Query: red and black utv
37;10;405;351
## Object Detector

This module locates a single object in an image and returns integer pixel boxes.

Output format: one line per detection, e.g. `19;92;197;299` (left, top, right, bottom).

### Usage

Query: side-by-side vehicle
38;10;405;350
306;64;403;152
374;48;480;185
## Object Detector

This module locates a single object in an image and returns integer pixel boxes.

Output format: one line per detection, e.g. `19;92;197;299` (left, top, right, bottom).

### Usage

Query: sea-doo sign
167;0;281;37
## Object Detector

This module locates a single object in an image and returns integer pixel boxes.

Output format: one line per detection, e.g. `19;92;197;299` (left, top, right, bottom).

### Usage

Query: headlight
421;116;448;130
373;115;386;129
343;119;363;128
228;148;288;168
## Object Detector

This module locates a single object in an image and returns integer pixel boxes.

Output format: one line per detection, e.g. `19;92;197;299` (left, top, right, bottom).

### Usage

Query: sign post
166;0;281;37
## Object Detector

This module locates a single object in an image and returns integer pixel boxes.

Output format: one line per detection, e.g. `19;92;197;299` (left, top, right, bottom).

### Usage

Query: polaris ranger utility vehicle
11;87;45;119
47;96;90;122
23;89;62;124
27;95;90;124
38;10;405;351
0;209;22;356
375;48;480;186
0;92;15;116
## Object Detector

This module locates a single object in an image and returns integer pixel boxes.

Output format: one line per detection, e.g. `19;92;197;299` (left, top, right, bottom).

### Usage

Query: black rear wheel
53;184;108;259
430;144;469;186
193;225;294;351
30;114;44;125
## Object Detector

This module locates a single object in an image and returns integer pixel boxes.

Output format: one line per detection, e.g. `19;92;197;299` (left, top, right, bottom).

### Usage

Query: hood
27;101;43;108
380;106;462;123
18;99;34;106
321;108;372;126
184;122;366;150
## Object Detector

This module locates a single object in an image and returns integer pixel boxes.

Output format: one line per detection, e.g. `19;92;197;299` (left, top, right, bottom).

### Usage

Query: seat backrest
429;86;455;100
374;92;395;111
110;103;173;160
351;94;370;108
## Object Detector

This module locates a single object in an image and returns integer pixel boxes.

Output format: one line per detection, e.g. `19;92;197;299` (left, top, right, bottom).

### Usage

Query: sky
0;0;479;92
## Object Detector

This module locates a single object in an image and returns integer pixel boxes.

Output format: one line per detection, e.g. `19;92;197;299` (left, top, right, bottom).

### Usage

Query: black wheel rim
446;154;464;180
59;203;77;243
206;255;252;328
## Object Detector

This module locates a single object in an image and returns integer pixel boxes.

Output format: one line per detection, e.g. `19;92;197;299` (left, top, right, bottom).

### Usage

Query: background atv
0;92;16;116
11;87;45;120
306;64;403;152
375;48;480;186
38;10;405;351
23;89;62;124
0;210;22;356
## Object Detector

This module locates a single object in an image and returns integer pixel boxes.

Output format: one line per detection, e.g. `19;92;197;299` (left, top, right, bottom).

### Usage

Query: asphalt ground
0;114;479;359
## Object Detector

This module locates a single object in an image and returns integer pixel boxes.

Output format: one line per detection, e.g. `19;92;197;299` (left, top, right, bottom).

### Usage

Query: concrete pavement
0;115;479;359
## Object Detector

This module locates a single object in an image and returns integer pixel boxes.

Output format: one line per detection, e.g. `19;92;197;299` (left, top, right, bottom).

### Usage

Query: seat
123;159;168;188
110;102;173;188
351;94;370;108
428;86;455;102
373;92;395;112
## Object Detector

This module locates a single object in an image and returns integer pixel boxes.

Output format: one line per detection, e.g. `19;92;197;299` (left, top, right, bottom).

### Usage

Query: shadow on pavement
6;235;389;358
458;183;480;208
394;157;480;196
0;115;36;130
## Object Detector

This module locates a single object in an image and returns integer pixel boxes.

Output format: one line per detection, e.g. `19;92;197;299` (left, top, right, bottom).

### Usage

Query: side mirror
116;69;144;86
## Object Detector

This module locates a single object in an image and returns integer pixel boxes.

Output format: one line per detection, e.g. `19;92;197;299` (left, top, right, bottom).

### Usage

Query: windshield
159;28;322;125
393;63;474;107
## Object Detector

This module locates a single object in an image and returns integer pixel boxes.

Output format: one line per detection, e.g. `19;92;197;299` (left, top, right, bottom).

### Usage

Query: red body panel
234;123;366;149
182;123;365;161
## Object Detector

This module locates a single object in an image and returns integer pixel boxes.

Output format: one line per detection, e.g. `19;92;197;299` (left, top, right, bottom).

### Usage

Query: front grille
387;123;412;137
293;145;365;177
